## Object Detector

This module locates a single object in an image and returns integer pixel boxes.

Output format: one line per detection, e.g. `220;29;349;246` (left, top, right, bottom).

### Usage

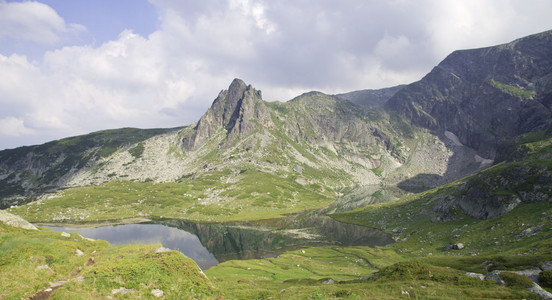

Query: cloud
0;117;35;137
0;1;85;44
1;0;552;150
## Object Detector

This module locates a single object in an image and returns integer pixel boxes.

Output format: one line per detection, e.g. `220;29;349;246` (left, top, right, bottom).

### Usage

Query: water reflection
42;185;402;270
158;215;393;263
43;223;219;269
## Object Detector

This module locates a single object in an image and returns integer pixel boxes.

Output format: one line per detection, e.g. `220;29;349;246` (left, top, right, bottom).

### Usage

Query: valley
1;30;552;299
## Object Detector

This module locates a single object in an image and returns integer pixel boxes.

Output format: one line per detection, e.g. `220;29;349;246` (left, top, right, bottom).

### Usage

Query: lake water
44;223;220;269
43;186;402;270
44;215;392;270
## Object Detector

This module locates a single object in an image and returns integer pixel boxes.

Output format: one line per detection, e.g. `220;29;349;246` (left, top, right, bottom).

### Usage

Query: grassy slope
0;223;216;299
8;167;334;223
205;135;552;299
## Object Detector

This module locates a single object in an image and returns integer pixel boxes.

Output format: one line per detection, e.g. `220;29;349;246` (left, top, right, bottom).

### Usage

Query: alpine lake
41;186;406;270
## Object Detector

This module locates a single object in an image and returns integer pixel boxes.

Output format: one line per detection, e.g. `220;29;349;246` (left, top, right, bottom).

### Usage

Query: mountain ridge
2;30;552;217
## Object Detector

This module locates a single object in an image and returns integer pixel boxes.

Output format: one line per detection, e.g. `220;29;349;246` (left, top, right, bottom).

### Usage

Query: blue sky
1;0;552;150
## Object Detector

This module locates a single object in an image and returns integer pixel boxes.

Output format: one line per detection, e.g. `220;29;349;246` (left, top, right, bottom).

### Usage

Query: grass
0;223;216;299
9;167;335;223
490;79;535;99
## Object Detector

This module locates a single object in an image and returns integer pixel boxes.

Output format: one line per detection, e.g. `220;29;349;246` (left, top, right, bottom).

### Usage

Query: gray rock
484;270;505;285
541;262;552;271
75;249;85;256
61;232;71;238
527;284;552;299
293;165;305;174
465;272;485;280
510;268;542;283
452;243;464;250
322;279;335;285
0;210;37;230
444;243;464;251
112;287;136;295
151;289;164;298
155;247;171;253
516;225;543;238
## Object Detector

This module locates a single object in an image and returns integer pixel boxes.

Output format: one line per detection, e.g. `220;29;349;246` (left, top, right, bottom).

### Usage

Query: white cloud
0;1;85;44
0;117;34;136
1;0;552;149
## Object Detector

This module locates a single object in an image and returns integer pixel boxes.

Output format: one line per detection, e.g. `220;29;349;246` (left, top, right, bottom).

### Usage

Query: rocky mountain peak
182;78;273;151
385;29;552;158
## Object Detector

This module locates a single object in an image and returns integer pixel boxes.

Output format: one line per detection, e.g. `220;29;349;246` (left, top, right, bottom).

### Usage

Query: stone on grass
485;270;505;285
151;289;164;298
112;287;135;295
541;262;552;271
527;284;552;299
61;232;71;238
465;272;485;280
155;247;171;253
75;249;84;256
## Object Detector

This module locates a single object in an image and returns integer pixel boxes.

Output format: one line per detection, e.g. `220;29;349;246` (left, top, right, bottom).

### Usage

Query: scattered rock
0;210;37;230
61;232;71;238
151;289;164;298
485;270;505;285
516;225;543;238
155;247;171;253
86;257;95;266
301;250;306;254
75;249;84;256
322;279;335;285
453;243;464;250
111;287;136;295
527;284;552;299
36;265;51;271
542;262;552;271
50;281;67;288
279;289;286;294
510;268;542;283
293;165;305;174
444;243;464;251
465;272;485;280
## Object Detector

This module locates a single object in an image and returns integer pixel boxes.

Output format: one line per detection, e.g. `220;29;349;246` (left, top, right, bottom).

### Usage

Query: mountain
386;30;552;159
2;30;552;223
335;85;405;107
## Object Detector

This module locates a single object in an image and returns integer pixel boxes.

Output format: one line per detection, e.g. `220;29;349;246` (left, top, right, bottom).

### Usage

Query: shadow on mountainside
397;133;490;193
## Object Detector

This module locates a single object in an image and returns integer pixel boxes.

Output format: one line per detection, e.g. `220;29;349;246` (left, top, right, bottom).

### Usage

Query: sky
1;0;552;150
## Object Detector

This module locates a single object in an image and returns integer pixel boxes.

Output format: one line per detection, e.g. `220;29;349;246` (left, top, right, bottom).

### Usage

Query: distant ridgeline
1;30;551;220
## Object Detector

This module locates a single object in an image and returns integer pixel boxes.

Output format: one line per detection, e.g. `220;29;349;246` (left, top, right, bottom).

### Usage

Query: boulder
151;289;164;298
541;262;552;271
485;270;506;285
527;284;552;299
465;272;485;280
0;210;37;230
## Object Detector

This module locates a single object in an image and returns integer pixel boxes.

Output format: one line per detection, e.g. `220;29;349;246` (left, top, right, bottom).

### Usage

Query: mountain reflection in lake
158;215;393;263
42;186;399;270
43;223;219;269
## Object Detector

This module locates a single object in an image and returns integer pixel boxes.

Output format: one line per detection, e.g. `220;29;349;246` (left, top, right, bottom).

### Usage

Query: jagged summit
182;78;273;150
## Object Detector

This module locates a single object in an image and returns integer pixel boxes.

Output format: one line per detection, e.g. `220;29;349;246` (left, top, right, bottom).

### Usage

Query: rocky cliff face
386;30;552;159
182;78;273;151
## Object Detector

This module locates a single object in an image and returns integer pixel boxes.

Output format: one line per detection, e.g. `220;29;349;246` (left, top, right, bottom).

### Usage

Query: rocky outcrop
386;30;552;158
182;78;273;151
0;210;37;230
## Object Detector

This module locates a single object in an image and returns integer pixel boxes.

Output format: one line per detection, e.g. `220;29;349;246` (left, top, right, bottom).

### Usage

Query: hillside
2;30;552;300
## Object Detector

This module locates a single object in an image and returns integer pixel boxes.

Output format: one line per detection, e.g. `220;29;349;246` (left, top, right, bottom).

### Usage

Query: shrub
499;272;534;288
539;270;552;288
